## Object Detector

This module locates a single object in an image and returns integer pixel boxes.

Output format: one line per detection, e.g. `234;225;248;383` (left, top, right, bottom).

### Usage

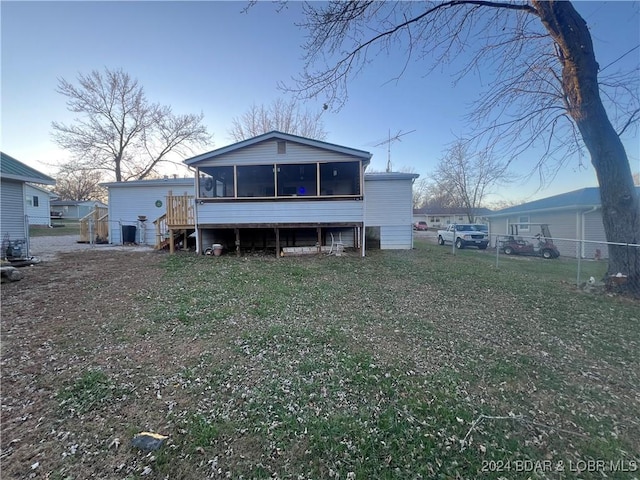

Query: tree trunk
534;1;640;292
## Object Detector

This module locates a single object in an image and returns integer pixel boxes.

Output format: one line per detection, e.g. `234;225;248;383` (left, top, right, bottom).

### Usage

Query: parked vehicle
413;221;428;231
501;224;560;259
437;224;489;249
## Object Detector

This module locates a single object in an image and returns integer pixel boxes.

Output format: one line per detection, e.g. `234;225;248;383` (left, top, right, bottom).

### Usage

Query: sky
1;1;639;205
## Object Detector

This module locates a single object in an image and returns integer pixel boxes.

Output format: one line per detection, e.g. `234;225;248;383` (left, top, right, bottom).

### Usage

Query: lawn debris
131;432;168;451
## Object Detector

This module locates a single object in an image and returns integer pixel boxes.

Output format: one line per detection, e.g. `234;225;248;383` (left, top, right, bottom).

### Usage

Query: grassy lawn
30;219;80;236
30;240;640;478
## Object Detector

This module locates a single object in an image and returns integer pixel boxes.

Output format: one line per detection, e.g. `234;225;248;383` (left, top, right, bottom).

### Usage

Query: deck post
317;227;322;254
235;228;240;257
169;229;175;254
275;227;280;258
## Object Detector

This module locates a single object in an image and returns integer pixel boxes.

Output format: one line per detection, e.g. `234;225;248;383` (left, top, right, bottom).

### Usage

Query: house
486;187;640;259
50;199;108;219
102;132;418;255
413;206;493;228
1;152;56;257
25;183;56;227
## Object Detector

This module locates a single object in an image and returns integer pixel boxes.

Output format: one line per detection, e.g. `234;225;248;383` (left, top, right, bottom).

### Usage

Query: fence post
451;224;456;256
495;234;500;268
576;239;583;286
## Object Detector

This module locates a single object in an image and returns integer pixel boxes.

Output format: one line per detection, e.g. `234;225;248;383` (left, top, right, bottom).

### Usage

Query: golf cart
501;224;560;259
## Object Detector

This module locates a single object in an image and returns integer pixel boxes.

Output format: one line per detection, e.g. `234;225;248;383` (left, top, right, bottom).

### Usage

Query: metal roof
1;152;55;185
184;131;373;166
486;187;627;217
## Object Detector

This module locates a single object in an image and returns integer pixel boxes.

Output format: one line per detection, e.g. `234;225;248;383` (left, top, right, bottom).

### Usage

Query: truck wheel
438;236;445;245
542;249;553;259
455;238;464;249
504;246;514;255
478;244;487;250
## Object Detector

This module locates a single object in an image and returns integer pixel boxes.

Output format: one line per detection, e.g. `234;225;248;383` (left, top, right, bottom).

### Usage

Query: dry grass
1;240;638;479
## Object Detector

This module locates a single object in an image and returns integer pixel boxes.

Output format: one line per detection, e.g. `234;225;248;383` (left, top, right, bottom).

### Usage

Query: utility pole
374;129;416;172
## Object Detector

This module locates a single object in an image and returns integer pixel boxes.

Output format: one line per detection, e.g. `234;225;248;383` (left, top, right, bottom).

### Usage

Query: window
277;164;317;196
320;161;360;195
33;196;39;207
237;165;275;197
197;160;362;199
518;216;530;232
199;166;234;198
277;141;286;154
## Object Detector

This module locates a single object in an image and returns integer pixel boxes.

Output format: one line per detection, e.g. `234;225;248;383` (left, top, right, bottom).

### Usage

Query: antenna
374;129;416;172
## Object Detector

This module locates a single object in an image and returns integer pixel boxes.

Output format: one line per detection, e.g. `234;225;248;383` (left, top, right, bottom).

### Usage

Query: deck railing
153;213;168;249
79;207;109;243
166;191;195;227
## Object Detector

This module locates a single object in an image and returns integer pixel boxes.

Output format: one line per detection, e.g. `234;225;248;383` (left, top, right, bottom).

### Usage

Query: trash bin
122;225;137;244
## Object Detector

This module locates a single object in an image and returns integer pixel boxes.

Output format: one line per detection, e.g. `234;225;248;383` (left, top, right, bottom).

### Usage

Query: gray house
103;131;418;254
1;152;55;257
486;187;640;259
186;131;417;255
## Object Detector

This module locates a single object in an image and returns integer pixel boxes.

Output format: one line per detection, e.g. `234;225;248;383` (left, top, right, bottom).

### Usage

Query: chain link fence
487;232;639;293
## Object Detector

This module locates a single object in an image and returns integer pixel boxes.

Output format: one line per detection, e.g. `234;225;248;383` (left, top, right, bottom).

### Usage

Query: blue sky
2;1;638;204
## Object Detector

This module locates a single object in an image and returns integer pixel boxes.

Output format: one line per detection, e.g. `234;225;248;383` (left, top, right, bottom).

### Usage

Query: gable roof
184;131;372;166
487;187;634;217
1;152;55;185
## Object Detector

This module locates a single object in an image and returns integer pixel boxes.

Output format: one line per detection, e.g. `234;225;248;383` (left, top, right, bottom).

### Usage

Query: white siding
25;184;52;226
1;179;27;242
108;181;194;244
197;199;363;224
194;139;364;167
488;210;591;257
583;210;607;259
364;178;414;249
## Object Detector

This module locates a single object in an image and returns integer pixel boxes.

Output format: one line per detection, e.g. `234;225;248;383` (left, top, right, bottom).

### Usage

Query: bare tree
433;141;512;222
52;68;212;182
54;162;105;201
291;1;640;292
412;177;431;210
228;98;327;141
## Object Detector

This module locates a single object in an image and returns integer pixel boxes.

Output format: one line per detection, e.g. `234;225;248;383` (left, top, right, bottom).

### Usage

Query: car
50;211;63;219
413;221;428;231
437;223;489;249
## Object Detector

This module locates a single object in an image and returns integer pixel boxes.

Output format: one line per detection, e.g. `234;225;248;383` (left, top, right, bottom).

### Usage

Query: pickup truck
437;224;489;250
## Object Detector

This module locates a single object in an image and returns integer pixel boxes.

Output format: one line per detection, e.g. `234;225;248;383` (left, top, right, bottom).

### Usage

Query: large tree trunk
534;1;640;292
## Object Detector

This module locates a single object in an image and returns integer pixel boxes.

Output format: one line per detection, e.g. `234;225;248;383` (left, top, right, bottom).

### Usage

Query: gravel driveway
28;235;154;261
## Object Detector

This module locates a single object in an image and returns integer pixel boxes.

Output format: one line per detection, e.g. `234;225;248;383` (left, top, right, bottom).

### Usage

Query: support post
169;229;175;254
275;227;280;258
317;227;322;254
235;228;241;257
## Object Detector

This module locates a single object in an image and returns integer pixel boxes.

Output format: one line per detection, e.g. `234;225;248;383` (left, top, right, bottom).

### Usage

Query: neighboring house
1;152;56;256
486;187;640;259
413;207;493;228
25;183;56;227
50;199;108;219
103;131;418;254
